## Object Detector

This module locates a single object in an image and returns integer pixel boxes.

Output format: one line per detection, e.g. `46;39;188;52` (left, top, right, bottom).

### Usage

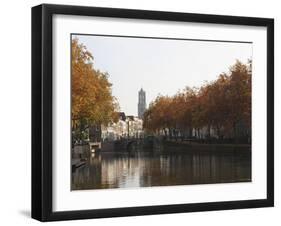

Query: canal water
71;147;251;190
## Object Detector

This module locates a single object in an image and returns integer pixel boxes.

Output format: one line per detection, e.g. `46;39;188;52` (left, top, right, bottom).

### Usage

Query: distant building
101;112;127;141
118;112;126;121
126;116;143;138
101;113;144;141
138;88;146;119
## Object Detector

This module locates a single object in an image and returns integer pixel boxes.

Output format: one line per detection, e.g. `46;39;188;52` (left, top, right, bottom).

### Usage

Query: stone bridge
98;136;163;152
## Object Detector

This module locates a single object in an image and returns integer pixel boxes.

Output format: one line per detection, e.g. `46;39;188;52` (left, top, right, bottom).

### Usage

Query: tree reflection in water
71;147;251;190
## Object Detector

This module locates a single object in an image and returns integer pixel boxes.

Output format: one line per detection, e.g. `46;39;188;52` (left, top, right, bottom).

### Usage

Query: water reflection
72;148;251;190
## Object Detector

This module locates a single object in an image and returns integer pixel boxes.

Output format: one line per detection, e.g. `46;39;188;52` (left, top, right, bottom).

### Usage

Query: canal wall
72;144;90;158
163;140;251;152
100;138;157;152
101;141;115;152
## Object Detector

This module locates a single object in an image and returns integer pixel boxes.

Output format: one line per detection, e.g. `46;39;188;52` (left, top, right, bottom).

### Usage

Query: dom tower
138;88;146;119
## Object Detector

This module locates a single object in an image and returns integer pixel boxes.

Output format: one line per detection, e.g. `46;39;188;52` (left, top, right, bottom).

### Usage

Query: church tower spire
138;88;146;119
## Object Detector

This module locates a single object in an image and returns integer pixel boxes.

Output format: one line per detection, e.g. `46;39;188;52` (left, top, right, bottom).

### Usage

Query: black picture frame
32;4;274;222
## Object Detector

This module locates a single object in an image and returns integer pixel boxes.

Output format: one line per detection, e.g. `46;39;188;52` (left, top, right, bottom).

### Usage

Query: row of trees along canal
143;60;252;144
72;38;251;145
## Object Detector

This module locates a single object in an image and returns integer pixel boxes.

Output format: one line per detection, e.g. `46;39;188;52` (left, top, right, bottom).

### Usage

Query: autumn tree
72;38;119;141
143;96;172;135
224;60;251;141
143;60;252;143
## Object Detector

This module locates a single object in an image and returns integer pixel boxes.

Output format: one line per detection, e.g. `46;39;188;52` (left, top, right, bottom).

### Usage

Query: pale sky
73;34;252;116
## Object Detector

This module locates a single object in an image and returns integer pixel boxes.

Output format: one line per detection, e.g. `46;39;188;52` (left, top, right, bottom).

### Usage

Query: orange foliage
143;60;252;141
71;38;119;131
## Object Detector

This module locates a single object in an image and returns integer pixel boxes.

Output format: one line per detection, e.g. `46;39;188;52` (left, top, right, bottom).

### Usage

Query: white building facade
101;114;144;141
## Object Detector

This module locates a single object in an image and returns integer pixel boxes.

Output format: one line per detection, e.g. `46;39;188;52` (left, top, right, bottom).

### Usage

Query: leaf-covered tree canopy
143;60;252;141
71;38;119;131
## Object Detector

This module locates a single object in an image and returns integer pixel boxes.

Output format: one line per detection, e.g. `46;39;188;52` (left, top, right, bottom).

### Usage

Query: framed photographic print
32;4;274;221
